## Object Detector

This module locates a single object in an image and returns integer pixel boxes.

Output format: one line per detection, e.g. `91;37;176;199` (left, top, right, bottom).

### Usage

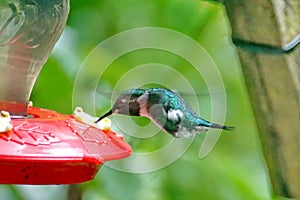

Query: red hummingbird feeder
0;0;131;184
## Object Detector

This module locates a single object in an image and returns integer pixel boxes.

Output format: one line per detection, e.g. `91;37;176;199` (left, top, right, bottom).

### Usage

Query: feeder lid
0;106;132;184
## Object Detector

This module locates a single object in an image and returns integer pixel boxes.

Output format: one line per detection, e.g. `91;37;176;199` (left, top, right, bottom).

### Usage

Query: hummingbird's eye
119;99;136;104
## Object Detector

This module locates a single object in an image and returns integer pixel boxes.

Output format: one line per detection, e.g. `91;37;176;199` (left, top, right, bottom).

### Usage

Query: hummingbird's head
112;89;146;116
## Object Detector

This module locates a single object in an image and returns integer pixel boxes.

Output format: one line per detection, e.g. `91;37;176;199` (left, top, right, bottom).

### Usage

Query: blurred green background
0;0;272;199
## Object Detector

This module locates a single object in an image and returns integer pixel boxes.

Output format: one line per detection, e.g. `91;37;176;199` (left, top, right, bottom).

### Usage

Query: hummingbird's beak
95;110;113;123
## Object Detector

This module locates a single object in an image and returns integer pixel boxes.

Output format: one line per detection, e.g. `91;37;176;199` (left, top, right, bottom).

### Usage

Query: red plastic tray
0;107;131;184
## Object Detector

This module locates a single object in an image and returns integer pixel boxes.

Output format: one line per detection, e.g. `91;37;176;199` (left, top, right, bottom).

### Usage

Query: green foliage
4;0;272;199
31;57;73;114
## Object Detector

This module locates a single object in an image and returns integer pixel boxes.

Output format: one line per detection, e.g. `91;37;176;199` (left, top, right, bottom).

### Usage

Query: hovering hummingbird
95;88;234;138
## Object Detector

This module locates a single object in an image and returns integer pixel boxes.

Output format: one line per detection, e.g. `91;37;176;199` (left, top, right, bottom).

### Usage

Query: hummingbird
95;88;234;138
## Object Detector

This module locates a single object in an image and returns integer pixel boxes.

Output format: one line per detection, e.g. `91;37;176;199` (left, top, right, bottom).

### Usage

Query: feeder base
0;107;131;184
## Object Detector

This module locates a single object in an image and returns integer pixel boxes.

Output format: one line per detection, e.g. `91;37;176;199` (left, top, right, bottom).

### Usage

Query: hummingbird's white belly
167;109;183;123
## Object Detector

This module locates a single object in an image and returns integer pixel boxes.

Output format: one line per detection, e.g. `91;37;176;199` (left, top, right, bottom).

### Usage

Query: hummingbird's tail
95;110;113;123
210;123;235;131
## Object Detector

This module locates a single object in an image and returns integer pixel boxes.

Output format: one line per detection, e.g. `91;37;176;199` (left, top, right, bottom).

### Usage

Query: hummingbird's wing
147;103;181;136
145;90;183;136
95;88;217;100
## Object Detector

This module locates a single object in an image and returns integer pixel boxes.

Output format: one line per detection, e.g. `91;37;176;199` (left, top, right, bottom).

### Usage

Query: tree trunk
222;0;300;198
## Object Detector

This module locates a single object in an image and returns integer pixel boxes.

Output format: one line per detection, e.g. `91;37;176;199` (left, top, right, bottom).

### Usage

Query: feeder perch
0;1;131;184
